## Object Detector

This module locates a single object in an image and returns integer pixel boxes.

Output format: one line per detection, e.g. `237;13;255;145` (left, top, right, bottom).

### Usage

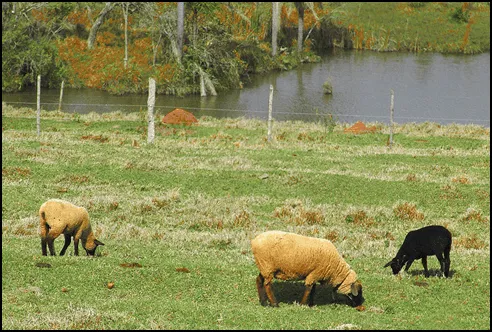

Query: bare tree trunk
87;2;113;50
192;7;198;48
176;2;184;61
296;3;304;54
122;2;129;69
271;2;280;56
198;67;217;96
200;72;206;97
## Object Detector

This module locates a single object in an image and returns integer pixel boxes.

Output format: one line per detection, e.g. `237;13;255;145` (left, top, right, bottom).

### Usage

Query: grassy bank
2;104;490;329
331;2;490;54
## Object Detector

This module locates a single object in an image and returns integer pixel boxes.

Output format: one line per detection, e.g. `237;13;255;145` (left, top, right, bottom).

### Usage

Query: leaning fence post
147;78;156;144
37;75;41;137
389;89;394;149
267;84;273;142
58;80;64;111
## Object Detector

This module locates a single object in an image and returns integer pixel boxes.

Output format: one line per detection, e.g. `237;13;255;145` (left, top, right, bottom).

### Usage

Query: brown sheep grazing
39;199;104;256
251;230;363;307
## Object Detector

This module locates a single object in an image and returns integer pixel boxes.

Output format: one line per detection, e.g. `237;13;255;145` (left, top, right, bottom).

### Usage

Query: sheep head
346;280;364;307
383;256;406;275
85;239;105;256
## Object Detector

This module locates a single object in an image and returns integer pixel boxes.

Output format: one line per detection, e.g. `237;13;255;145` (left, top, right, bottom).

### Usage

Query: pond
2;49;490;126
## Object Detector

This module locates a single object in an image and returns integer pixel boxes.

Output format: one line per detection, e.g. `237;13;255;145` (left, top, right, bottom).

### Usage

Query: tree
87;2;114;50
138;3;162;67
294;2;305;54
295;2;318;55
2;2;70;91
176;2;184;62
187;2;220;48
121;2;129;69
271;2;280;56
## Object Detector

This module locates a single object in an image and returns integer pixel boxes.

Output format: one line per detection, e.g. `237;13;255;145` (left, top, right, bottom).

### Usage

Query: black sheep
384;225;452;278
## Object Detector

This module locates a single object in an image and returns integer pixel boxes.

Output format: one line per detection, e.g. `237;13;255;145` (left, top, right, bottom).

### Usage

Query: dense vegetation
2;103;490;329
2;2;490;95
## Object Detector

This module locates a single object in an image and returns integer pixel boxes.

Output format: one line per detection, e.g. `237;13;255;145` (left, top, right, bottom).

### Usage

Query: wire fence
4;100;490;125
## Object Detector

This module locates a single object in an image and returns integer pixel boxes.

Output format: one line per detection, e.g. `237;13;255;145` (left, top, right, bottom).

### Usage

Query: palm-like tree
271;2;280;56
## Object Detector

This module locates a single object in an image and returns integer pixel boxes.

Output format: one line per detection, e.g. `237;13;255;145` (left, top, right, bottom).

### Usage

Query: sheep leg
309;283;316;306
73;237;80;256
40;220;49;256
404;258;415;274
264;281;279;307
300;283;316;306
256;274;269;306
46;236;56;256
46;226;64;256
436;252;446;277
59;234;72;256
421;256;429;277
444;249;451;278
41;237;48;256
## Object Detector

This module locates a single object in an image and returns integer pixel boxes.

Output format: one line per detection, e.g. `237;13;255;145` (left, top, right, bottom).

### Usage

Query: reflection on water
2;50;490;126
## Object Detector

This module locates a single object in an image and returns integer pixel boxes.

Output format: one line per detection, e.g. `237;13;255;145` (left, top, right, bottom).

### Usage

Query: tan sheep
251;230;363;307
39;199;104;256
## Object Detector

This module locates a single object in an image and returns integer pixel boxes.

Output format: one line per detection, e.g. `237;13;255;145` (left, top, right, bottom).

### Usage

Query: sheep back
39;199;92;238
251;231;357;295
399;225;452;257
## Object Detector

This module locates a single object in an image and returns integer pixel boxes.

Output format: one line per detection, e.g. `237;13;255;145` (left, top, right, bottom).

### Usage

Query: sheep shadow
408;268;456;278
271;281;358;307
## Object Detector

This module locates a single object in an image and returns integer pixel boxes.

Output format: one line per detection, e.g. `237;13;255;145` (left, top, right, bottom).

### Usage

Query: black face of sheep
384;225;452;278
344;281;364;307
384;256;407;275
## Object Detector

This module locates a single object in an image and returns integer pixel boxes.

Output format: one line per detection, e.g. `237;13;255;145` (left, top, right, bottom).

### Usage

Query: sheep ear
383;260;393;268
350;282;359;297
94;239;105;246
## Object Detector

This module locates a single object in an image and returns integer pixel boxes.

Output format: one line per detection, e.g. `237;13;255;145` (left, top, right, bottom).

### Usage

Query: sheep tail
39;210;50;233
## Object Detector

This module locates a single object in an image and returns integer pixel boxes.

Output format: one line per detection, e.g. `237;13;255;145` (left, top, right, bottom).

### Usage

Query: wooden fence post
268;84;273;142
58;80;64;111
389;89;394;149
37;75;41;136
147;78;156;144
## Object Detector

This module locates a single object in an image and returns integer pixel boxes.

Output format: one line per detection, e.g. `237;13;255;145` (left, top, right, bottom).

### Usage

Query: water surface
3;49;489;126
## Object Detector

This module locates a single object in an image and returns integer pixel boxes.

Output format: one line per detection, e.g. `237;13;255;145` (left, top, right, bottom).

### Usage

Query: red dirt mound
162;108;198;125
344;121;377;134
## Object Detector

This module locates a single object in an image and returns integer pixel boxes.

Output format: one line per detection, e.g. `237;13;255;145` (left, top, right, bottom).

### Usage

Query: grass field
2;103;490;329
332;2;490;53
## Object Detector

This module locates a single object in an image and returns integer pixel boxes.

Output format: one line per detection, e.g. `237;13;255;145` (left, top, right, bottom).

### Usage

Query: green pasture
2;104;490;329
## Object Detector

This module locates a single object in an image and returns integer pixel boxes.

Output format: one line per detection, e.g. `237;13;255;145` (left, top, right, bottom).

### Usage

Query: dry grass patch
475;189;489;201
452;175;470;184
273;200;325;225
439;184;464;200
233;209;253;228
344;209;376;227
61;174;90;184
12;217;38;237
406;173;418;182
324;230;340;242
454;234;488;250
460;208;489;223
393;202;425;221
2;167;31;178
81;134;109;143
